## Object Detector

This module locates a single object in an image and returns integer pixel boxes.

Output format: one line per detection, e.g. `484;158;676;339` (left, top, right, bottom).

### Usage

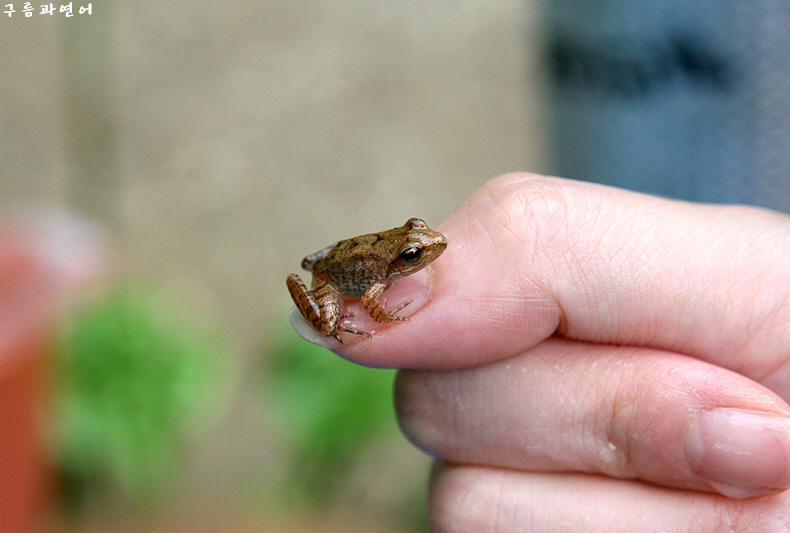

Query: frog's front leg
361;280;412;323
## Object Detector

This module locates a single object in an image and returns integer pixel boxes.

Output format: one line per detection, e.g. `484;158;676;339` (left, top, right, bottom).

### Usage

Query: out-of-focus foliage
51;284;229;505
267;329;398;505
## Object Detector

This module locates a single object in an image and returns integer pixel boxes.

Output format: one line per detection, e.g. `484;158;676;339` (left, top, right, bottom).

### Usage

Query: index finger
332;173;790;377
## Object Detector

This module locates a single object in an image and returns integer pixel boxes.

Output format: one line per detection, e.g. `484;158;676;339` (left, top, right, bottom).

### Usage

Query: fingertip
686;408;790;498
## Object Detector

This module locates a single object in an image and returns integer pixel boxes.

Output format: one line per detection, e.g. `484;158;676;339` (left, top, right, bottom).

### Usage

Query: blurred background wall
1;0;545;354
1;1;546;531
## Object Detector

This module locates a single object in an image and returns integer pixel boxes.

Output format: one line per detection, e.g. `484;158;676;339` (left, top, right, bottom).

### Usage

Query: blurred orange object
0;323;50;533
0;214;106;533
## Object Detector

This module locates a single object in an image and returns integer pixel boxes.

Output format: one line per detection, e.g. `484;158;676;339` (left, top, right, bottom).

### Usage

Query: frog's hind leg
286;274;340;337
300;243;335;271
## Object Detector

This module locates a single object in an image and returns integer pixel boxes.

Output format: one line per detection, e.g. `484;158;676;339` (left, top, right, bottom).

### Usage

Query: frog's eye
400;245;423;264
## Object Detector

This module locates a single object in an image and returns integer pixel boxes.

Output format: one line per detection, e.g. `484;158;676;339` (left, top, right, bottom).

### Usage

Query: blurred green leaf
268;329;398;504
52;283;228;505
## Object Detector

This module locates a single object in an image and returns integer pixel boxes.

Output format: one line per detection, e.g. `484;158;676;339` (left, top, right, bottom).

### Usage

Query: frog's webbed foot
361;283;412;323
383;297;412;318
366;297;412;322
364;300;413;322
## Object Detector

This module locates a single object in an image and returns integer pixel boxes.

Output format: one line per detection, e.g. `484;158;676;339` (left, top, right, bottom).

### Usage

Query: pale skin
314;173;790;532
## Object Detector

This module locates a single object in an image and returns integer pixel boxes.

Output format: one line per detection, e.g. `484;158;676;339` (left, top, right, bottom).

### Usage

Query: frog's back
304;219;437;298
307;234;390;297
324;252;390;298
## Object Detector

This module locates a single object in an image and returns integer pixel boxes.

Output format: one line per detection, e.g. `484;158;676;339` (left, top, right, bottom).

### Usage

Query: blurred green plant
51;283;228;506
267;329;399;505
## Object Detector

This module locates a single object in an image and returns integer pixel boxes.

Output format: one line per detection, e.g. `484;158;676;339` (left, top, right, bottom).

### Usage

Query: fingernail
287;305;337;348
686;408;790;498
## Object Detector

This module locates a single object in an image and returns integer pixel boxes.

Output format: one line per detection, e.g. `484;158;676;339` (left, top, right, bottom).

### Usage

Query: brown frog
286;218;447;342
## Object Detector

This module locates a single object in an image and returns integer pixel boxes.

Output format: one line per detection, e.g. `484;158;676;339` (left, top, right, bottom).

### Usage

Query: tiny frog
286;218;447;343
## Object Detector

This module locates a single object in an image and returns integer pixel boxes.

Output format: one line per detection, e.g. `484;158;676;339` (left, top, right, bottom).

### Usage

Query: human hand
326;174;790;532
